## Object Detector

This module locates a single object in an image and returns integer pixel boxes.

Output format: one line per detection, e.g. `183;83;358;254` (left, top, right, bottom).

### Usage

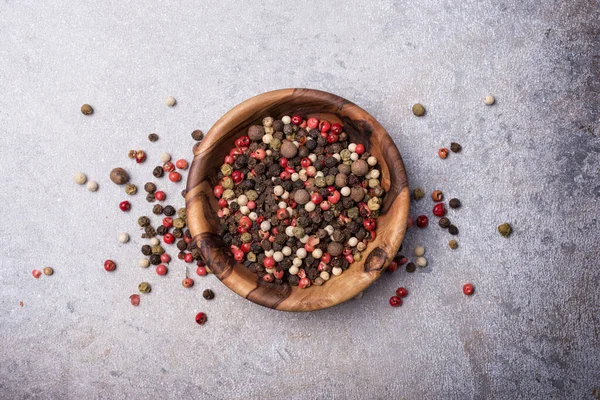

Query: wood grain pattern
186;88;409;312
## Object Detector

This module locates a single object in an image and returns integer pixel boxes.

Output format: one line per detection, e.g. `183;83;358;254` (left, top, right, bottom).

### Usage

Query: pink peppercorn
330;123;342;135
389;296;402;307
433;203;447;217
263;274;274;282
307;117;319;129
196;265;207;276
298;277;311;288
119;201;131;212
156;264;168;275
291;115;303;125
195;312;207;325
213;185;224;198
319;120;331;133
130;294;140;306
396;287;408;298
160;254;171;263
32;269;42;279
355;144;365;155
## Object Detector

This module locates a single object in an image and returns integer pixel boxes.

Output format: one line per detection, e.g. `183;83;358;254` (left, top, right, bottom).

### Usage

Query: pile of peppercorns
212;115;385;288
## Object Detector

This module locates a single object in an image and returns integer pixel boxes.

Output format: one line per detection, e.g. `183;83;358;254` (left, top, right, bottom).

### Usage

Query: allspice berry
110;168;130;185
412;103;425;117
191;130;204;141
280;140;298;159
498;223;512;237
350;187;365;202
81;104;93;115
248;125;265;141
351;159;369;177
327;242;344;257
294;189;310;205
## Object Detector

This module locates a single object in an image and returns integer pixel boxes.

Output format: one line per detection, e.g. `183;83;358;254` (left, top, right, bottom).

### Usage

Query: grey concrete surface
1;1;599;399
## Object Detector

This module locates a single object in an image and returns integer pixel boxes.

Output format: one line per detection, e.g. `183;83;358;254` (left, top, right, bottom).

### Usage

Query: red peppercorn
224;155;234;164
363;218;376;231
273;270;284;279
276;208;289;220
168;171;182;182
264;257;275;268
162;217;173;228
156;264;168;275
184;235;192;244
119;201;131;212
263;274;274;282
389;296;402;307
130;294;140;306
327;134;338;144
433;203;447;217
218;198;228;208
320;131;328;139
301;158;312;168
438;148;449;159
213;185;224;198
279;157;288;168
234;136;250;148
330;123;342;135
291;115;303;125
311;193;323;204
279;171;291;180
327;190;341;204
319;120;331;133
163;233;175;244
154;191;166;201
321;253;331;264
307;117;319;129
355;144;365;155
396;287;408;298
32;269;42;279
182;278;194;288
160;253;171;263
163;162;175;172
231;170;243;184
229;147;243;158
416;215;429;228
240;242;251;253
298;277;311;289
233;248;244;261
387;261;398;272
196;266;207;276
135;151;146;163
463;283;474;296
297;269;306;279
104;260;116;272
195;312;207;325
345;254;354;263
184;253;193;263
238;216;252;229
320;201;330;211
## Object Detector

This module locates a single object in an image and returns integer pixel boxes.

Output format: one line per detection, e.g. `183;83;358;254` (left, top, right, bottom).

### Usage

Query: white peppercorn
416;256;427;268
150;238;160;246
332;266;343;276
138;258;150;268
165;96;176;107
484;95;495;105
74;172;87;185
367;156;378;166
320;271;330;281
118;233;130;243
86;180;98;192
281;116;291;124
160;152;171;163
414;246;425;257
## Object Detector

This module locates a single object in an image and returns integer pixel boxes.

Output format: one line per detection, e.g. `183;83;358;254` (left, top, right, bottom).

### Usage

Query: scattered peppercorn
104;260;116;272
74;172;87;185
110;168;130;185
412;103;425;117
463;283;475;295
43;267;54;276
395;287;408;298
165;96;176;107
450;142;462;153
138;216;150;227
182;278;194;288
448;239;458;249
412;188;425;201
439;217;451;229
438;148;449;159
86;181;98;192
148;133;159;142
416;215;429;228
406;262;416;273
192;130;204;141
483;95;495;105
202;289;215;300
389;295;402;307
153;166;164;178
448;224;459;235
80;104;93;115
432;190;443;202
195;312;207;325
32;269;42;279
138;282;151;293
449;198;461;208
129;294;140;306
498;223;512;237
125;184;137;195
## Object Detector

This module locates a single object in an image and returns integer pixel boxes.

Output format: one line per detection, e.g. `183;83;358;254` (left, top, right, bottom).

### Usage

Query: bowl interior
186;88;409;311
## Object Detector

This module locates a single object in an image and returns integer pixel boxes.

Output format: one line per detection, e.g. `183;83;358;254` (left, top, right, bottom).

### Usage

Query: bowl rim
186;88;410;311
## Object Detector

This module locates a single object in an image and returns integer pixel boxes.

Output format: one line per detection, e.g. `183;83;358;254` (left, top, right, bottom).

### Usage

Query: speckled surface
1;1;599;399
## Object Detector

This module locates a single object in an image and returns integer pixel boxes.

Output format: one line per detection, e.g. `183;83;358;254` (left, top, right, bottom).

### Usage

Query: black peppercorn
191;129;204;141
146;193;156;203
141;245;152;256
406;262;416;273
173;228;183;238
177;240;187;251
439;217;451;229
149;254;161;265
144;182;156;193
148;133;159;142
181;189;187;198
448;225;459;235
153;166;164;178
449;198;461;209
138;216;150;227
450;142;462;153
202;289;215;300
157;225;168;235
163;205;175;216
152;204;163;215
144;226;156;237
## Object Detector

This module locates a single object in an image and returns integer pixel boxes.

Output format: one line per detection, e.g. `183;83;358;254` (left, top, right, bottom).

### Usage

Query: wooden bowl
186;88;409;311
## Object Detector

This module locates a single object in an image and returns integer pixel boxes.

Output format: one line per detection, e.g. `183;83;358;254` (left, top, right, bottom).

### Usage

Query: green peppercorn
173;218;186;229
367;197;381;211
448;225;459;235
177;208;187;219
340;149;352;161
325;175;335;186
270;137;282;150
412;103;425;117
240;232;252;243
449;198;461;208
221;176;234;190
450;142;462;153
222;189;234;200
439;217;451;229
81;104;93;115
221;164;233;176
151;245;164;255
448;240;458;249
247;252;256;262
125;184;137;195
315;176;326;187
138;282;151;293
347;207;359;219
498;223;512;237
138;216;150;227
202;289;215;300
412;188;425;201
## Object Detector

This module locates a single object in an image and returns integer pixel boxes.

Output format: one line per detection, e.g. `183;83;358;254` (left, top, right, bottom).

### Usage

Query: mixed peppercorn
212;115;386;288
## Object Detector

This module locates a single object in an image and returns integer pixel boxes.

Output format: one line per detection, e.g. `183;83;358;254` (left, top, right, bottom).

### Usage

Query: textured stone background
1;1;599;399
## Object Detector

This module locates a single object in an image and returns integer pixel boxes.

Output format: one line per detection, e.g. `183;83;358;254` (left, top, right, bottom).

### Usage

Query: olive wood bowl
186;88;409;312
